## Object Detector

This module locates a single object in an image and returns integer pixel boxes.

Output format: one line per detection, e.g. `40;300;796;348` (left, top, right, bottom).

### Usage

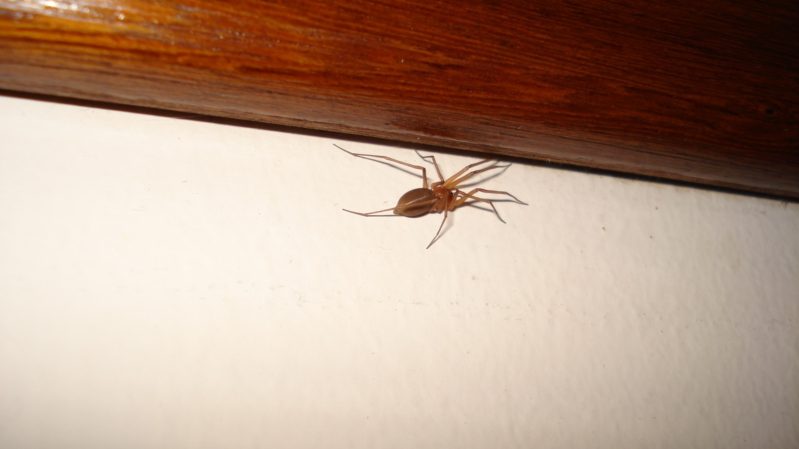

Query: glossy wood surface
1;1;797;197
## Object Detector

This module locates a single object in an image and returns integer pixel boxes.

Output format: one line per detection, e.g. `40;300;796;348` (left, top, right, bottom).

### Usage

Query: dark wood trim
1;1;797;198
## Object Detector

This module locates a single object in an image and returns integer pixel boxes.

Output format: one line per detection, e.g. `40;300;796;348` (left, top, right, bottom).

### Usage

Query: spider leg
444;162;512;189
459;188;528;206
335;144;429;188
414;151;445;183
443;158;495;188
426;210;449;249
453;188;528;223
454;192;504;223
342;206;400;217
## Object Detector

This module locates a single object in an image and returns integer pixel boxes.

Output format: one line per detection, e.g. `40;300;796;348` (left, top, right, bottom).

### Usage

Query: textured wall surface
0;95;797;448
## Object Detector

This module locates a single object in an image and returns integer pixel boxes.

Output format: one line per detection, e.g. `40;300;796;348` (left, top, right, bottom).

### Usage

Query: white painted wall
0;95;797;448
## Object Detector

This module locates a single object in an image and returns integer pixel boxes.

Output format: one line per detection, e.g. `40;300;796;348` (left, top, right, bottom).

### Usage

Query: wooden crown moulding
1;1;797;198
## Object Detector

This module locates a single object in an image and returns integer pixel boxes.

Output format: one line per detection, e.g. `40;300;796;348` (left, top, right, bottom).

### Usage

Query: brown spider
336;144;527;248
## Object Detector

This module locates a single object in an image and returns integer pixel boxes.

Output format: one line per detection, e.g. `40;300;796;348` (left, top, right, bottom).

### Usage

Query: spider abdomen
394;188;438;217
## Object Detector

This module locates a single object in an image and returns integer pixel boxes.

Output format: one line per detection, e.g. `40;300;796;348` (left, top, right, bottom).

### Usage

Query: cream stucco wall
1;95;797;448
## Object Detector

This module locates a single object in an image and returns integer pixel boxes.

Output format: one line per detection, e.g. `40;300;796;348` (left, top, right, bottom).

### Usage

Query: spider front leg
335;144;430;188
461;188;528;206
445;161;515;189
442;158;497;188
453;188;528;223
414;151;445;183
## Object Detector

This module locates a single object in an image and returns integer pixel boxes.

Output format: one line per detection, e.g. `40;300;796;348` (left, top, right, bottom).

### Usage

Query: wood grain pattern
1;0;797;198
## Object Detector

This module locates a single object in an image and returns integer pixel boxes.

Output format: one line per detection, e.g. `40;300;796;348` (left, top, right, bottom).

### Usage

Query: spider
336;144;527;248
